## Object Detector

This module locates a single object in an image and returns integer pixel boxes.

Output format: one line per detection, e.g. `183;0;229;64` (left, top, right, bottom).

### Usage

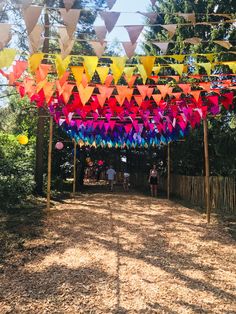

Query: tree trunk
34;7;49;195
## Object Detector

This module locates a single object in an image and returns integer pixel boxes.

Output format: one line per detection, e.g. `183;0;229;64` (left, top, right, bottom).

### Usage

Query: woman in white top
148;164;158;197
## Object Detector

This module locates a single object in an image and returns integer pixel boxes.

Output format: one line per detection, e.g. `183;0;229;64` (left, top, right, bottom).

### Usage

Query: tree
143;0;236;176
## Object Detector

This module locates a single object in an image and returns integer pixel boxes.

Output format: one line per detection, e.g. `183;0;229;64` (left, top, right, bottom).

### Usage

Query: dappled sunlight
1;192;235;313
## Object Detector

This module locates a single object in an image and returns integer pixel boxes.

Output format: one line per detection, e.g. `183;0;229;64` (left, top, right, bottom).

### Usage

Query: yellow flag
223;61;236;73
203;53;215;63
153;64;161;75
28;53;44;73
71;66;84;86
110;57;127;84
83;56;98;81
169;64;184;76
139;56;156;77
197;63;212;76
171;55;185;63
0;48;17;68
137;64;147;83
55;55;71;78
96;66;109;84
124;67;135;81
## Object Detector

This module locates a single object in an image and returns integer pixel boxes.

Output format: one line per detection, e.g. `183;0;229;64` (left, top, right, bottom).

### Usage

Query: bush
0;132;35;208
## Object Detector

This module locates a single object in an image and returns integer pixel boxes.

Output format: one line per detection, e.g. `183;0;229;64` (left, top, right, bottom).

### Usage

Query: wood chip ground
0;189;236;313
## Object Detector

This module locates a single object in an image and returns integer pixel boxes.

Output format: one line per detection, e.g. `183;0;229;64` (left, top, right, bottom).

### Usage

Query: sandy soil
0;190;236;314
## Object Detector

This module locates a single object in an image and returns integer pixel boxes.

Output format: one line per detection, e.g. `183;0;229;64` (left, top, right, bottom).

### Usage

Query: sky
94;0;151;42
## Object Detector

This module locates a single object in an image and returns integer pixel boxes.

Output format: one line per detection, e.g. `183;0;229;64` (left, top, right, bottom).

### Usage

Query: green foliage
0;132;35;208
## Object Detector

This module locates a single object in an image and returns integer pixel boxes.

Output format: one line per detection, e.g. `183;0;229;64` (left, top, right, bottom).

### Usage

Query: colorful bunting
110;57;127;83
125;25;144;44
99;11;120;33
22;5;43;34
59;8;81;38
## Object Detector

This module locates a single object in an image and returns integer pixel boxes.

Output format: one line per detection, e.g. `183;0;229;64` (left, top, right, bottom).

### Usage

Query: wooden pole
203;118;211;223
47;116;53;211
73;140;77;195
167;142;171;199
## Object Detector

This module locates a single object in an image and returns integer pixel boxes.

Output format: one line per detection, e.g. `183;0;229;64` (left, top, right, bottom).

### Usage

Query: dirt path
0;191;236;313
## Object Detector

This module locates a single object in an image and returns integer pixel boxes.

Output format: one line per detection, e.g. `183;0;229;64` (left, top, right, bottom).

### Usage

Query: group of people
106;164;159;197
106;166;130;192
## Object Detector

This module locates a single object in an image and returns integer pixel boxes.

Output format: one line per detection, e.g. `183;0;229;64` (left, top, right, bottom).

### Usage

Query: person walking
149;164;158;197
106;165;116;192
123;171;130;192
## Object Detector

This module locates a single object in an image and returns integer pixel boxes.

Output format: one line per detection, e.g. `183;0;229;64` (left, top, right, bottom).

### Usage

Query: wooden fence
129;173;236;214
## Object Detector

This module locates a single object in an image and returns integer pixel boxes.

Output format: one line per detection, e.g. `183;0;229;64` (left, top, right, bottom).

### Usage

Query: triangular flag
110;57;127;83
190;90;202;101
137;64;147;83
106;0;116;9
134;95;143;106
97;94;107;107
0;23;12;49
124;67;135;81
0;48;16;68
62;83;74;104
55;55;71;78
78;84;94;105
83;56;98;81
153;64;161;74
222;62;236;74
178;83;191;94
171;55;185;63
88;41;106;57
28;53;44;73
71;66;84;86
178;13;196;24
169;64;184;76
58;26;75;57
36;64;51;82
204;53;215;63
28;24;44;53
122;42;137;58
125;25;144;44
197;63;212;76
161;24;177;39
96;66;110;84
63;0;75;10
94;25;107;44
184;37;202;44
59;9;81;38
138;12;157;23
213;40;232;50
43;81;54;104
153;42;169;54
150;0;157;5
22;5;43;34
137;85;149;99
139;56;155;77
157;85;172;98
99;11;120;33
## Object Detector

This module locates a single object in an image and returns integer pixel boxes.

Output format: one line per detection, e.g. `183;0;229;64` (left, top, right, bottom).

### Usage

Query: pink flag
99;11;120;33
94;25;107;43
122;42;137;58
23;5;43;34
125;25;144;44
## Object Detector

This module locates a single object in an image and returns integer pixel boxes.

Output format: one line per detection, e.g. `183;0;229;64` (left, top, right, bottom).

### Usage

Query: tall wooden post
73;140;77;195
47;116;53;211
203;118;211;223
167;142;171;199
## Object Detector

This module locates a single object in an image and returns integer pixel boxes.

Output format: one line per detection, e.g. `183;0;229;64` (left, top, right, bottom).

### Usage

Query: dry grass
0;188;236;313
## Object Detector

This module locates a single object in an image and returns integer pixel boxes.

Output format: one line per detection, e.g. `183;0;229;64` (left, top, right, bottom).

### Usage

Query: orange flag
62;83;74;104
77;84;94;105
178;83;191;94
199;82;211;92
97;94;107;107
190;90;202;101
137;85;149;99
43;82;54;104
115;94;126;106
134;95;143;107
152;94;162;106
125;75;137;88
156;85;172;98
36;64;51;82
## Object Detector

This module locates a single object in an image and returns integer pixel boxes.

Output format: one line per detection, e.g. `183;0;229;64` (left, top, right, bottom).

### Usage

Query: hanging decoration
55;141;64;150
